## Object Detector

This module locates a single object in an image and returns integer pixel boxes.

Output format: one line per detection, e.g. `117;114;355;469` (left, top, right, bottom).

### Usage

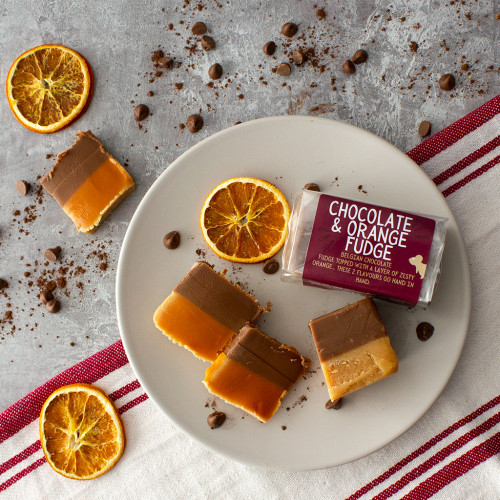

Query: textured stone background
0;0;498;411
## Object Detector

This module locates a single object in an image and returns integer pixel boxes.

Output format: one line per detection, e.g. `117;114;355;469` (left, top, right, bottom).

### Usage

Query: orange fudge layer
153;262;263;362
41;131;135;234
203;325;310;422
309;298;398;400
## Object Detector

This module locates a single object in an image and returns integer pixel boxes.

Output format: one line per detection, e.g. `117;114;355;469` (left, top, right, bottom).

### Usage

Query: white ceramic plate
116;116;470;471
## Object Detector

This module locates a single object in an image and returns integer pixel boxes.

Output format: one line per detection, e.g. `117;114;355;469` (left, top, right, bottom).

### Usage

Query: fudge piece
203;325;310;422
154;262;263;361
41;131;135;234
309;298;398;400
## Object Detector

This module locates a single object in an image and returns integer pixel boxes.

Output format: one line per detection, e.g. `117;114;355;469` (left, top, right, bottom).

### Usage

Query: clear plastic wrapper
282;190;448;306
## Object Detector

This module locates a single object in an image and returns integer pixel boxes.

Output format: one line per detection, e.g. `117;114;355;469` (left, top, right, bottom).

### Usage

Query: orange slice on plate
6;45;93;133
39;383;125;480
200;177;291;263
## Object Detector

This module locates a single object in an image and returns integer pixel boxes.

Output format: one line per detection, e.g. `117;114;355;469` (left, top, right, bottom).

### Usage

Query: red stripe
0;340;128;444
372;412;500;500
0;457;46;492
346;394;500;500
442;155;500;198
433;135;500;186
402;433;500;500
118;393;149;414
109;380;141;401
0;391;149;493
0;441;41;476
407;95;500;166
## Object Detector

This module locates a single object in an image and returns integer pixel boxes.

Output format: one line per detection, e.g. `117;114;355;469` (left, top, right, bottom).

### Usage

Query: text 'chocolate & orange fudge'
154;262;264;361
309;297;398;400
41;131;135;233
204;324;310;422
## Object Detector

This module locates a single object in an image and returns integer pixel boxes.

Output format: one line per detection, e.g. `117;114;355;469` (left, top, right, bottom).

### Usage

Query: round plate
116;116;470;471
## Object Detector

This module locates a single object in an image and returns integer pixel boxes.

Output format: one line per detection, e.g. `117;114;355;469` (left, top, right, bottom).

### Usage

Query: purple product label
303;194;436;305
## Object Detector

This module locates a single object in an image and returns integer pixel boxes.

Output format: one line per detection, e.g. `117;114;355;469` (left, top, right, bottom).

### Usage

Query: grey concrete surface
0;0;498;411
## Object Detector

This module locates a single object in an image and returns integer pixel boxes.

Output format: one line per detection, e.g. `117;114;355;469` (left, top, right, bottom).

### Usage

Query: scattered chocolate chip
163;231;180;249
418;121;432;138
342;60;356;74
439;74;455;91
409;41;418;53
460;63;469;71
45;299;61;314
262;259;279;275
281;425;287;430
276;62;291;76
157;56;173;69
263;41;276;56
325;398;342;410
292;50;307;65
352;49;368;64
304;183;320;191
134;104;149;121
191;21;207;35
0;278;8;290
39;290;54;305
281;22;298;37
207;411;226;429
16;180;30;196
44;246;61;262
147;91;154;97
200;35;216;50
208;63;223;80
186;114;204;133
496;13;500;20
416;322;434;341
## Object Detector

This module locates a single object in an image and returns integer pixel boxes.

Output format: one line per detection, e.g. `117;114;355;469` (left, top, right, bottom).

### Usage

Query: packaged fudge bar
282;190;448;306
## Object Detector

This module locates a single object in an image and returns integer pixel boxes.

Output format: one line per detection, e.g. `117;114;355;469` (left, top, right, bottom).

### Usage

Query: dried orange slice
6;45;93;133
200;177;291;263
39;383;125;480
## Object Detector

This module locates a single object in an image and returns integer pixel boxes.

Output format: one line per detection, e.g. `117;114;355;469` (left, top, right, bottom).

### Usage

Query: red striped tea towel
1;95;499;499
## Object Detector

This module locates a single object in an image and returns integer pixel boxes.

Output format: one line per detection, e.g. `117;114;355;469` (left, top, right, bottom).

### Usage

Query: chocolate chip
439;74;455;91
460;63;469;71
292;50;307;65
263;41;276;56
276;63;291;76
207;411;226;429
134;104;149;121
200;35;216;50
44;246;61;262
304;183;320;191
262;259;280;275
325;398;342;410
416;322;434;341
163;231;180;249
16;180;30;196
281;425;287;430
147;91;154;97
186;114;204;133
39;290;54;305
45;299;61;314
157;56;173;69
342;60;356;74
208;63;223;80
352;49;368;64
418;121;432;138
191;22;207;35
0;278;8;290
281;22;298;37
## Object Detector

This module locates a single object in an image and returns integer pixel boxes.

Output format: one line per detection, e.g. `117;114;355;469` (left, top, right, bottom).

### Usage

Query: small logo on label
409;255;427;279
